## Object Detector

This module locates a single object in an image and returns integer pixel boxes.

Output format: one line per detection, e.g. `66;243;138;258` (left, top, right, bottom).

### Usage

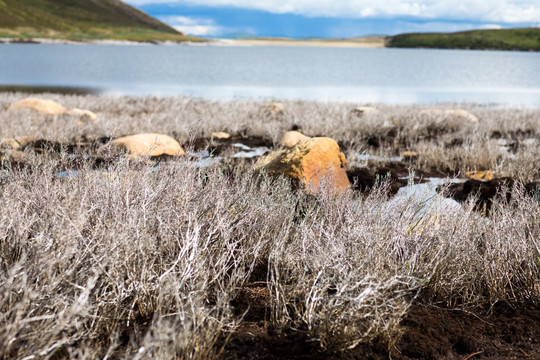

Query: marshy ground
0;93;539;359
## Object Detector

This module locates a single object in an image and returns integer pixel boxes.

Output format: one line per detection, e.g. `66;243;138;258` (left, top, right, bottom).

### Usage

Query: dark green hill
387;28;540;51
0;0;201;42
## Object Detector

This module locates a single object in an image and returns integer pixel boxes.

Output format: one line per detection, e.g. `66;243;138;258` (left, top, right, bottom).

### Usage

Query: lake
1;43;540;106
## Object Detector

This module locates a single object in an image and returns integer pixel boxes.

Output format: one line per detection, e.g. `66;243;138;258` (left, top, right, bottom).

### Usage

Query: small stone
0;138;21;150
421;108;479;123
0;136;37;150
8;98;67;115
401;151;418;159
66;108;98;121
465;170;495;181
211;132;231;140
255;137;350;193
266;102;284;113
352;106;379;116
1;150;28;164
278;131;310;147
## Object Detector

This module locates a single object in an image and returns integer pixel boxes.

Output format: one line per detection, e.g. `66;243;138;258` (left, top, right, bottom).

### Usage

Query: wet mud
221;283;540;360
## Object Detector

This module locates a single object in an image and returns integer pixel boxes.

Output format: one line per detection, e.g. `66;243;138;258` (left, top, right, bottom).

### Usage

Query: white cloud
477;24;503;30
158;15;224;35
127;0;540;24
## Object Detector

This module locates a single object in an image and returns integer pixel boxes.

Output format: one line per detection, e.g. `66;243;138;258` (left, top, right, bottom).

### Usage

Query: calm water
1;44;540;106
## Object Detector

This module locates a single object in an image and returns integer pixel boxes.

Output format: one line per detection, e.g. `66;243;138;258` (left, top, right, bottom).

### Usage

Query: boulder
99;133;185;158
352;106;379;116
66;108;98;121
8;98;67;115
383;179;463;235
278;131;310;148
420;108;479;123
211;131;231;140
465;170;494;181
255;137;350;193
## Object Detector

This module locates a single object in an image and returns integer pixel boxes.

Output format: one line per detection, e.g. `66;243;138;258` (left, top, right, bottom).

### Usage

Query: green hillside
0;0;201;42
387;28;540;51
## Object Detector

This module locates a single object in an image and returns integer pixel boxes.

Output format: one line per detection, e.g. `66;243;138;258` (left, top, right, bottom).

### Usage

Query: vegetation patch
387;28;540;51
0;0;202;42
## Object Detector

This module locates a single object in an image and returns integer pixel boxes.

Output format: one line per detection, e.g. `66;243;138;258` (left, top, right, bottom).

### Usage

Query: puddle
68;154;90;160
190;156;223;167
187;150;211;159
187;149;224;167
232;143;253;151
232;145;270;158
354;154;402;163
57;170;79;178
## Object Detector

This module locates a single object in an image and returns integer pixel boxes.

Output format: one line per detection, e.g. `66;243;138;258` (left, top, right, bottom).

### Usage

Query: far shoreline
213;37;386;48
0;36;387;48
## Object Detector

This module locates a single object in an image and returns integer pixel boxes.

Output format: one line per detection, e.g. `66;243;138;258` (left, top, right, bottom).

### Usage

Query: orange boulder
255;137;350;193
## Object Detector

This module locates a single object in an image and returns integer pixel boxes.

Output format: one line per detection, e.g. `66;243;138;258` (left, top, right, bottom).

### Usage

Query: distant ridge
387;28;540;51
0;0;201;42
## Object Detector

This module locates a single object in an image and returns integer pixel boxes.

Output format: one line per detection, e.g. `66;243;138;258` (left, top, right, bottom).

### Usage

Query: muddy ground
3;133;538;209
223;289;540;359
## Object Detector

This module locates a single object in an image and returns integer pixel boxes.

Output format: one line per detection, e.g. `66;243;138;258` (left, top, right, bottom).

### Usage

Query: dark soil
188;135;274;157
443;178;540;212
5;135;540;204
222;284;540;360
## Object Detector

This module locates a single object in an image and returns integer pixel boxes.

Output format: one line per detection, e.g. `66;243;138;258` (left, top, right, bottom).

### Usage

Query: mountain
0;0;200;42
387;28;540;51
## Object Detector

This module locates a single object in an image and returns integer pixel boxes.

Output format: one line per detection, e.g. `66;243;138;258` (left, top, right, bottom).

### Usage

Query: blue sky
125;1;540;38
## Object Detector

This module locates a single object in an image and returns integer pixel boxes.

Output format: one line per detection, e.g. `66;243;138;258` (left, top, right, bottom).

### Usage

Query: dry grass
0;93;539;358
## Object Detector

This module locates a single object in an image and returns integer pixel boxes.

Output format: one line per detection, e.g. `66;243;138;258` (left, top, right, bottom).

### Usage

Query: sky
125;0;540;38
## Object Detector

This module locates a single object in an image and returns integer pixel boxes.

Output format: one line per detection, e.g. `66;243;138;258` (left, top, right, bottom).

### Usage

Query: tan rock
255;137;350;193
0;136;37;150
211;131;231;140
401;151;418;159
99;133;185;158
420;108;479;123
266;102;284;113
279;131;310;147
352;106;379;116
0;150;28;164
66;108;98;121
465;170;495;181
8;98;67;115
0;138;21;150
